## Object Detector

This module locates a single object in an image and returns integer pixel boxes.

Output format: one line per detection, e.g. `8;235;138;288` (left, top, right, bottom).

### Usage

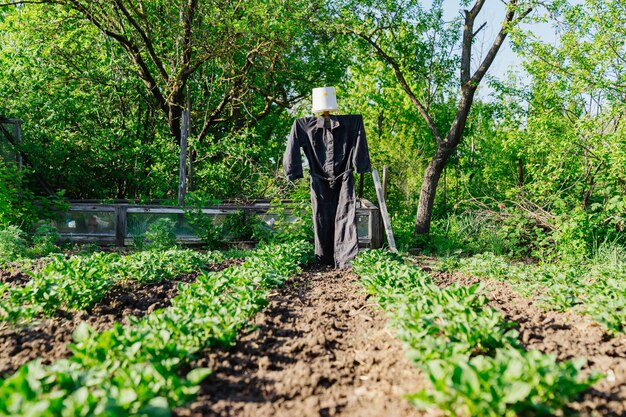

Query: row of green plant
453;246;626;335
0;224;63;264
0;241;313;416
352;250;600;417
0;249;225;322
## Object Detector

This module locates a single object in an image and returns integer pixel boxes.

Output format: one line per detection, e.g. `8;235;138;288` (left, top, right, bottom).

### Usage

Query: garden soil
4;256;621;417
174;266;434;417
0;260;239;376
0;258;49;286
425;264;626;417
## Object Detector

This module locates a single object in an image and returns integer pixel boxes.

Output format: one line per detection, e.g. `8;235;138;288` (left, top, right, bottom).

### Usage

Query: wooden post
382;165;388;200
115;205;127;247
372;169;397;252
178;107;189;206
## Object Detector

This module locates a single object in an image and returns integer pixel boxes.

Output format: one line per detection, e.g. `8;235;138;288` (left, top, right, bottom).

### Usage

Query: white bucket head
312;86;338;113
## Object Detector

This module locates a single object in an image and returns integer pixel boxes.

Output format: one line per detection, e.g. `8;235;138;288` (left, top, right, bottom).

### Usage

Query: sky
434;0;563;97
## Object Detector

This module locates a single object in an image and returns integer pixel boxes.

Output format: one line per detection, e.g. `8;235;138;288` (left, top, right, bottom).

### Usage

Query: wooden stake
178;108;189;206
372;169;397;252
382;165;388;200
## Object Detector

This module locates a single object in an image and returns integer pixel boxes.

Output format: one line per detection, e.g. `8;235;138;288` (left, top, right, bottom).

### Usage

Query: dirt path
174;266;432;417
427;268;626;417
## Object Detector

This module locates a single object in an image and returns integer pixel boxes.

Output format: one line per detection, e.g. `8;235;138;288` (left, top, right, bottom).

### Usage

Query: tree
1;0;340;146
0;1;349;200
493;0;626;240
328;0;533;235
0;5;176;199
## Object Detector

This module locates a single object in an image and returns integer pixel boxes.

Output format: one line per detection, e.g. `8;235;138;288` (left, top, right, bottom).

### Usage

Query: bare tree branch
469;0;532;87
461;0;486;85
0;0;60;6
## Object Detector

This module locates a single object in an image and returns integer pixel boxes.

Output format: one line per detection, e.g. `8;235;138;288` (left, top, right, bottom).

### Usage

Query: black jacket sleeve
283;119;304;181
353;115;371;174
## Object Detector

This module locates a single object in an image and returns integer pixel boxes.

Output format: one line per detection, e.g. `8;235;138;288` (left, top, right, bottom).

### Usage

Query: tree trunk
414;146;453;234
415;85;476;235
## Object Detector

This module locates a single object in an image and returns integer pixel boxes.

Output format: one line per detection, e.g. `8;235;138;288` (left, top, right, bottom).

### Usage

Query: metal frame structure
53;200;383;248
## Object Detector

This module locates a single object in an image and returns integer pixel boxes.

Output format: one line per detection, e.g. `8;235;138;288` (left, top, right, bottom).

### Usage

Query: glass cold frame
56;211;115;236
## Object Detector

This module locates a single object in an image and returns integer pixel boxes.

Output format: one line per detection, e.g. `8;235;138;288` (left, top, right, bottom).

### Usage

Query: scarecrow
283;87;371;268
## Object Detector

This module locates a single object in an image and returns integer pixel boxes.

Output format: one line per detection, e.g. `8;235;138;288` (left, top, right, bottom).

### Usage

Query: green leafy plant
144;218;177;251
353;249;598;416
0;253;117;320
259;198;314;244
408;348;601;417
0;225;28;264
184;194;225;250
458;250;626;334
114;249;225;283
0;248;226;322
0;241;313;415
29;224;60;258
222;209;261;241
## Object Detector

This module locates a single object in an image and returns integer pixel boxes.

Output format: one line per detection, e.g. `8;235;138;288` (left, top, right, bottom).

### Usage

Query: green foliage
114;249;225;283
29;224;60;258
0;0;349;203
0;5;177;200
353;249;598;416
0;0;623;263
354;250;520;363
184;194;224;250
259;199;314;244
0;165;22;227
222;210;261;241
0;241;313;416
0;165;65;230
459;248;626;335
406;210;546;259
0;249;225;322
0;225;28;264
144;218;177;251
408;349;600;417
1;253;116;320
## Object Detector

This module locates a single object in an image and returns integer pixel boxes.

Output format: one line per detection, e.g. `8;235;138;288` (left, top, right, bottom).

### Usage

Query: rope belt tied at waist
311;169;354;188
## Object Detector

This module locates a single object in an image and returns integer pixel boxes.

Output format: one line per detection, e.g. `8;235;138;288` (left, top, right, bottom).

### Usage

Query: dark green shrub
144;218;177;251
29;224;59;257
0;225;28;263
222;210;259;241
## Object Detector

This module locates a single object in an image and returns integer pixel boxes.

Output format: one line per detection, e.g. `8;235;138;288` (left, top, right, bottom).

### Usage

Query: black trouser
310;171;358;268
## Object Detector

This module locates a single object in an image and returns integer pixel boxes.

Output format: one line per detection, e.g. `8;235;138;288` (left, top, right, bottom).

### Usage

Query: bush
29;224;59;257
0;165;23;227
183;193;225;250
0;225;28;263
259;199;314;244
0;165;69;231
144;218;177;251
222;209;261;241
